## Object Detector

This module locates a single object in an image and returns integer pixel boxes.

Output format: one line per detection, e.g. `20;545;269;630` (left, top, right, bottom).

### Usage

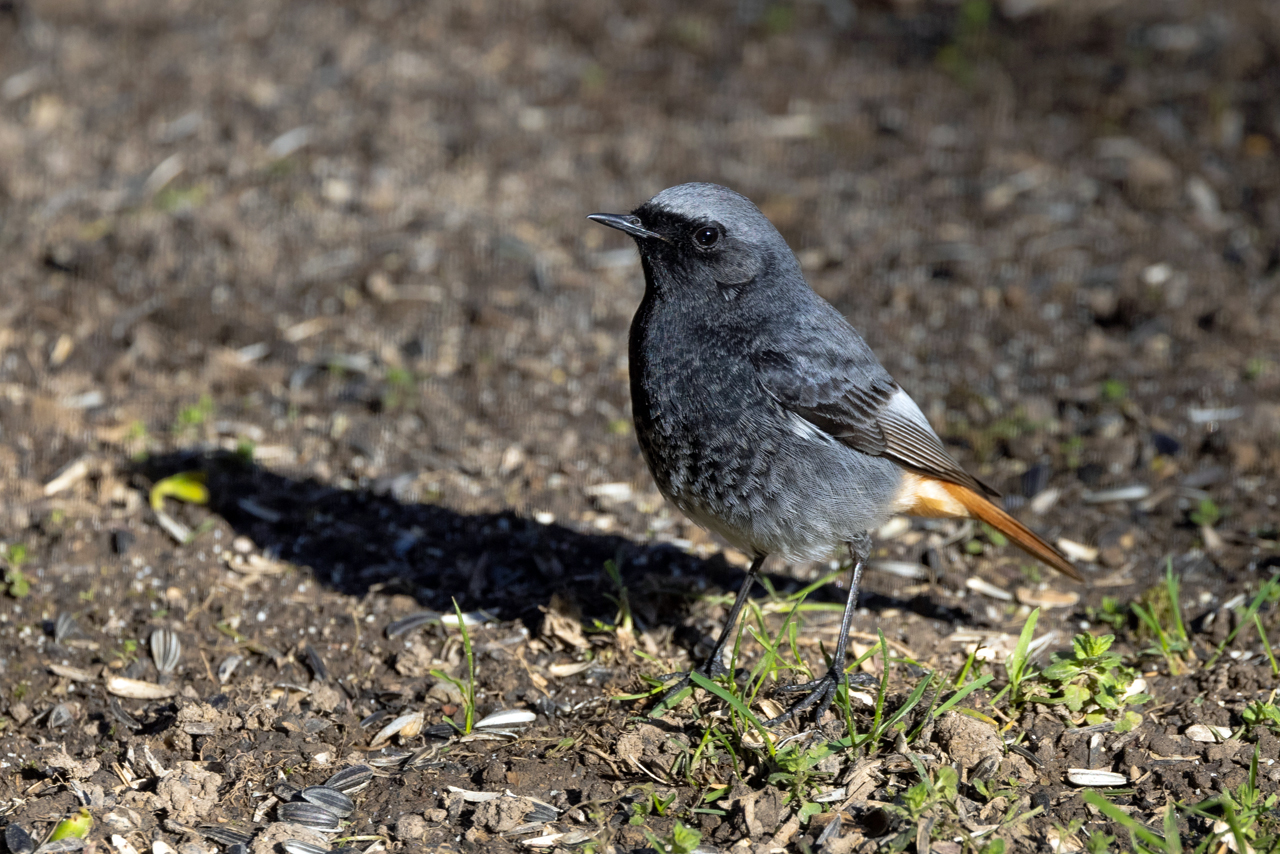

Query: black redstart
589;183;1081;723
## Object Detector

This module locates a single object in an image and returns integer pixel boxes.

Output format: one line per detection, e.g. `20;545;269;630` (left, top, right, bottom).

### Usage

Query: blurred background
2;0;1277;565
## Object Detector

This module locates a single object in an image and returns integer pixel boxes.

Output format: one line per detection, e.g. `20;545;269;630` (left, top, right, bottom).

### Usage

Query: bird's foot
767;668;877;726
647;656;735;717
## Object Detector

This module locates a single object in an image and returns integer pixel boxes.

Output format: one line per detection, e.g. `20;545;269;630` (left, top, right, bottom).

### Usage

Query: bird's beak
587;213;666;242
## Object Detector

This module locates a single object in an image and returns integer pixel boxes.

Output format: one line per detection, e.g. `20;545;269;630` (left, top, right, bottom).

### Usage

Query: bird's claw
656;655;732;684
767;668;876;726
647;656;736;716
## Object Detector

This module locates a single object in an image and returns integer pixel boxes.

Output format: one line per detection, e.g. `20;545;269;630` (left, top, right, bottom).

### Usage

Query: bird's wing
752;346;998;498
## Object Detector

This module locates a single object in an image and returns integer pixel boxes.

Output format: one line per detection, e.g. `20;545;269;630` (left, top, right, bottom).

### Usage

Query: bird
588;182;1082;724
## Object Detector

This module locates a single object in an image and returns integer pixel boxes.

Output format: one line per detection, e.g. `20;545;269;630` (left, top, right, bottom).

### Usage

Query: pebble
267;126;312;159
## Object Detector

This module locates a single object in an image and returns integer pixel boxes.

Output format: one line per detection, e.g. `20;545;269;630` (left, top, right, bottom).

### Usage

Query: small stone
395;814;428;842
1096;525;1138;568
156;762;224;822
1126;152;1179;207
473;796;533;833
321;178;353;205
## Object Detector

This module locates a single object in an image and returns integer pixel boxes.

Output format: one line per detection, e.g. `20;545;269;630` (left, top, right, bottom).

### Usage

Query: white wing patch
878;387;974;482
786;410;831;443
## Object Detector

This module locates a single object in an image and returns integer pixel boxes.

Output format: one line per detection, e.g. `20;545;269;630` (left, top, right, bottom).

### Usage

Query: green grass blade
952;644;978;689
869;629;890;749
1161;802;1182;854
910;673;995;741
451;598;477;733
879;670;934;737
689;671;776;759
1081;792;1167;849
1219;804;1248;854
1005;607;1040;705
934;673;994;718
785;567;847;604
1206;574;1280;669
647;684;694;718
1254;613;1279;676
1164;560;1188;646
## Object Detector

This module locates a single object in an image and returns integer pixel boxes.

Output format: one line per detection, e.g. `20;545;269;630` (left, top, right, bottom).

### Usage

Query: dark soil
1;0;1278;851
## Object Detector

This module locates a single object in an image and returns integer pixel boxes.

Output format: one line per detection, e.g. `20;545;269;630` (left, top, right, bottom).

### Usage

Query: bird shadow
135;450;965;653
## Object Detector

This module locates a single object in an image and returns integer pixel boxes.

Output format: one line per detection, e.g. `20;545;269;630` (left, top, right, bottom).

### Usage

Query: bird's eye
692;226;719;249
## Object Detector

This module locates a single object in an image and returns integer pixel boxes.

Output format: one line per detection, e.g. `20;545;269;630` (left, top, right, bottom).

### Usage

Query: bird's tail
939;481;1084;582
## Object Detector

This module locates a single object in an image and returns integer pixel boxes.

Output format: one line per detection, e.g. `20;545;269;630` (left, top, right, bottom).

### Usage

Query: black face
627;207;765;293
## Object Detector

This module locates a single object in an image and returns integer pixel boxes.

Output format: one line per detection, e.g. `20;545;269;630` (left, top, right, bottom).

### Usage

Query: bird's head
589;183;803;304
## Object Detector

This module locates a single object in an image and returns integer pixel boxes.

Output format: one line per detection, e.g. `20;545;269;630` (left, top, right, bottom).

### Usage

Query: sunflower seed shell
369;710;423;747
5;824;35;854
300;786;355;818
150;628;181;675
54;613;78;645
218;654;245;684
48;664;97;683
474;709;536;729
106;676;176;699
277;801;341;831
47;704;75;728
199;826;255;846
386;611;441;638
323;764;374;794
1067;769;1128;787
280;842;329;854
1185;724;1233;743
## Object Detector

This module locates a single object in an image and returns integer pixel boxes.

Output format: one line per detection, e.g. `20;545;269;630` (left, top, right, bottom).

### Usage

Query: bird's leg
768;533;871;725
651;554;765;712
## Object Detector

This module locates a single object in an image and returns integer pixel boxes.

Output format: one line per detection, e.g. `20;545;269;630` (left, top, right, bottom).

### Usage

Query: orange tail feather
939;481;1083;582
